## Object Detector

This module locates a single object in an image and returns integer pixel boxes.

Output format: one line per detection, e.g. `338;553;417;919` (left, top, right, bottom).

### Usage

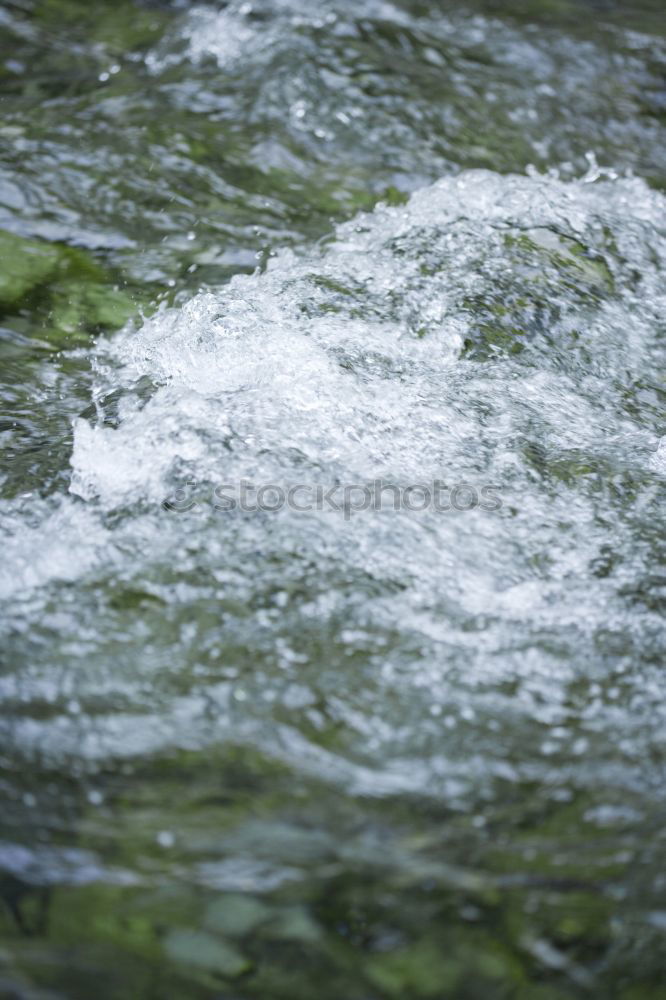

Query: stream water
0;1;665;997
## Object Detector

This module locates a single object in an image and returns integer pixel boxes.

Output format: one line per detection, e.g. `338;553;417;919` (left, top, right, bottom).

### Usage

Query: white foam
1;168;664;785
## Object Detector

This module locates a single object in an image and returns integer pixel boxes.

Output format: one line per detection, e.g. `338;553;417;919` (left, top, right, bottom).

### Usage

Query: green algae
0;231;64;309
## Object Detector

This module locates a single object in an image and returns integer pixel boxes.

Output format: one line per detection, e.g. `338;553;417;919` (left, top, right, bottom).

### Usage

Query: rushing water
1;1;665;997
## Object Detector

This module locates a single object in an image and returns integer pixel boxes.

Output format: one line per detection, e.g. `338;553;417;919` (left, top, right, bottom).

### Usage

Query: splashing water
1;1;665;997
3;164;666;992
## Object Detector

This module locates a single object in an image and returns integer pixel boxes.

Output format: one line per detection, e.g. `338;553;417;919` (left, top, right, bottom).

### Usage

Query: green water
1;1;665;998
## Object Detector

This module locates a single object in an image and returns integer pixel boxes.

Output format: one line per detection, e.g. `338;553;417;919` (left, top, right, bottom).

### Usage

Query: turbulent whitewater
1;1;666;996
3;168;664;781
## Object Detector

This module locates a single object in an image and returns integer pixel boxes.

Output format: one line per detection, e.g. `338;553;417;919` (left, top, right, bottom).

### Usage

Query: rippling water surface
0;1;665;997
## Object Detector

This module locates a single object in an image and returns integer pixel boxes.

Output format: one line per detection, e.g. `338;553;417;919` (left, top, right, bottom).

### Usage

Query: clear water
0;2;665;997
